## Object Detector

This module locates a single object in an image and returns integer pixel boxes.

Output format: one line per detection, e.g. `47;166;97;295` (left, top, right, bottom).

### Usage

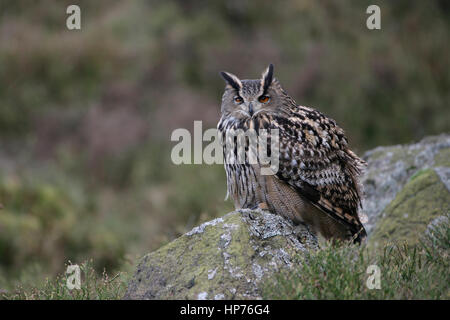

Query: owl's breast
224;163;264;210
218;113;276;210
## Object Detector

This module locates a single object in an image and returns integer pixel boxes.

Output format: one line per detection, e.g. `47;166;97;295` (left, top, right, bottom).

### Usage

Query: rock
368;168;450;248
123;209;317;300
124;134;450;299
361;134;450;235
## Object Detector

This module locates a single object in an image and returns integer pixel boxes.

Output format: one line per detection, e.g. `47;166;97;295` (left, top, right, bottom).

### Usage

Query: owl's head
219;64;289;119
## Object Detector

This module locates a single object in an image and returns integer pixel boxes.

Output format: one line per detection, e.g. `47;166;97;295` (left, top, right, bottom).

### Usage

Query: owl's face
220;64;286;120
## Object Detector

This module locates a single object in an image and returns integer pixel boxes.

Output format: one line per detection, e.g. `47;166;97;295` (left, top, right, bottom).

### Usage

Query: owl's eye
258;95;270;103
234;96;243;104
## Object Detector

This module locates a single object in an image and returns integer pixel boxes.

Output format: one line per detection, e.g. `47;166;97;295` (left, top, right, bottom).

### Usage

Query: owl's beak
248;102;254;116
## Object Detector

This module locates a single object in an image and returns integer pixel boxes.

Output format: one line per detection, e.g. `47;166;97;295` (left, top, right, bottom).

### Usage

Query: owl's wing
265;106;366;240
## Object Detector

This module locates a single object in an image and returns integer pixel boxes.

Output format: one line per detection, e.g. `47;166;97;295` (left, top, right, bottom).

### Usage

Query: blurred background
0;0;448;289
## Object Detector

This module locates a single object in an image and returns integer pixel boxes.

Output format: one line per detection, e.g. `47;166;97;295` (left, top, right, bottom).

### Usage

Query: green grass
1;260;130;300
263;217;449;299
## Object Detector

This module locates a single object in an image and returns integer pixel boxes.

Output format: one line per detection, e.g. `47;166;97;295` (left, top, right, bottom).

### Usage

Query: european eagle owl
217;64;367;243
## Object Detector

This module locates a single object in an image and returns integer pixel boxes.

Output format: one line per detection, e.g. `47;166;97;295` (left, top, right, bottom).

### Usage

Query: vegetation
263;217;449;299
1;260;130;300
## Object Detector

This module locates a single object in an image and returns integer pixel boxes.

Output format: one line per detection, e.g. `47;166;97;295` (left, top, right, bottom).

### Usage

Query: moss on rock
369;169;450;248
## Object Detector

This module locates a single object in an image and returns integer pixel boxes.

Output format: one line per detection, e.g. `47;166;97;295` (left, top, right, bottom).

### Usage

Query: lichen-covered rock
368;168;450;248
123;209;317;300
361;134;450;235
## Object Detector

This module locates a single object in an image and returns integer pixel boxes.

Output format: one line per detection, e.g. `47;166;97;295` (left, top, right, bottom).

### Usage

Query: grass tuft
263;217;449;299
1;260;130;300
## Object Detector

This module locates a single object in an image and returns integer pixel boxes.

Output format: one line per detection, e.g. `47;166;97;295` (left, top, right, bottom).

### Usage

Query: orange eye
234;96;243;104
258;95;270;103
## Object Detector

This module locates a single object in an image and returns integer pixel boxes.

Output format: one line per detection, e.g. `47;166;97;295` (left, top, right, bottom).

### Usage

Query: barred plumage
218;64;367;243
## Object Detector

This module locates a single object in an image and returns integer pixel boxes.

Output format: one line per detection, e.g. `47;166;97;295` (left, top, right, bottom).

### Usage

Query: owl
217;64;367;243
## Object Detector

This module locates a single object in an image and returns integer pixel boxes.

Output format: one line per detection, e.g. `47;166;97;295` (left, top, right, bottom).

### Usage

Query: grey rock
361;133;450;234
124;209;317;300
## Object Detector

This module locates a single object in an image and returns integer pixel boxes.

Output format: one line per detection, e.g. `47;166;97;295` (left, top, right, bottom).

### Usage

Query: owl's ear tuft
220;71;242;91
261;63;274;93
